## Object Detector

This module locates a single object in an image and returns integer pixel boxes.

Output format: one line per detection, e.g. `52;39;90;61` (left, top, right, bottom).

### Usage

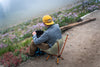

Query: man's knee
31;40;35;46
31;40;34;43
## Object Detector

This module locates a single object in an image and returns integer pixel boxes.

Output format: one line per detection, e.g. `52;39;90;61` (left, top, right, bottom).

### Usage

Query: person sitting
27;15;62;56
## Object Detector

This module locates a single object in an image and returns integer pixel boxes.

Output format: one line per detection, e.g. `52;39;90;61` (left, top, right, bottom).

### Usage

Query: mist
0;0;80;29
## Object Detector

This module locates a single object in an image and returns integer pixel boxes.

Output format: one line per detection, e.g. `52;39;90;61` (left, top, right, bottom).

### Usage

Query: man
28;15;62;56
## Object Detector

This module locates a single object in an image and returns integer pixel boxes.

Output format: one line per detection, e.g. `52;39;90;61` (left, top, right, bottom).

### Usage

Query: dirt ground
18;10;100;67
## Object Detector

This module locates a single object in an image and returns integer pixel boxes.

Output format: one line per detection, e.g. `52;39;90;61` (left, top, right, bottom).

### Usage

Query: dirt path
18;10;100;67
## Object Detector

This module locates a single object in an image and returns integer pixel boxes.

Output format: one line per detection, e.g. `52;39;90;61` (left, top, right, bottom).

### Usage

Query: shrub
0;52;28;67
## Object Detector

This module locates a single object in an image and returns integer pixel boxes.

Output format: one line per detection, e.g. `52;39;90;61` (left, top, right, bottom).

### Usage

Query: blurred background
0;0;80;29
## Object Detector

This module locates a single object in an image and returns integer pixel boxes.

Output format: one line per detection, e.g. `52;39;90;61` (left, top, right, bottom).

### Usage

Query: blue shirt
33;24;62;48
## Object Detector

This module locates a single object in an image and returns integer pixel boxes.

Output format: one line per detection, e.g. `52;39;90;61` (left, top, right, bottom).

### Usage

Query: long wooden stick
57;41;60;55
60;18;96;31
60;35;68;55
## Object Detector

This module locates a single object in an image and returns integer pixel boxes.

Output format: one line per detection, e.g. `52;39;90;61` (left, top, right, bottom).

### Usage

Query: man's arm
32;32;49;45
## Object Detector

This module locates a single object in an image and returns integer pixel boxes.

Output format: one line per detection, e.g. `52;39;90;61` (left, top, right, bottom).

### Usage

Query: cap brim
44;21;54;25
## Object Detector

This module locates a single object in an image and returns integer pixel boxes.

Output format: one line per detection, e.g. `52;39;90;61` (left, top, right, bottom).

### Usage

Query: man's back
45;24;62;47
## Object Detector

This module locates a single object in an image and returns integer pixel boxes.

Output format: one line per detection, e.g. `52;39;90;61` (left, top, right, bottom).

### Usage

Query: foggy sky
0;0;80;29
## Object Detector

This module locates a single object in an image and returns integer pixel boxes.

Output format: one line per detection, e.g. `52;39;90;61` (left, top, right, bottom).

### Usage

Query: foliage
0;37;32;56
0;52;28;67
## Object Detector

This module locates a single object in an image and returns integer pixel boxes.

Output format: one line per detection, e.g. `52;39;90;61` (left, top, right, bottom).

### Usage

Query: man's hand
32;31;36;36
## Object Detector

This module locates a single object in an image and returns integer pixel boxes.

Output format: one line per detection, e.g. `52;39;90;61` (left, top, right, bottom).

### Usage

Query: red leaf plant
0;52;23;67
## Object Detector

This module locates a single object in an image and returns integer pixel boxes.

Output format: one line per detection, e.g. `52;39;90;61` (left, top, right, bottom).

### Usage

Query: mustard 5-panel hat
42;15;54;25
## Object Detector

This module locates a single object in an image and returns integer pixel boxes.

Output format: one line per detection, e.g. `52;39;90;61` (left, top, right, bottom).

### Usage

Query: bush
0;52;28;67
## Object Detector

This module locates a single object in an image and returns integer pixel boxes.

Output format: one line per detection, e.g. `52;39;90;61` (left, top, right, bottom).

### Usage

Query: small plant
0;48;29;67
23;33;32;39
0;52;22;67
57;11;62;15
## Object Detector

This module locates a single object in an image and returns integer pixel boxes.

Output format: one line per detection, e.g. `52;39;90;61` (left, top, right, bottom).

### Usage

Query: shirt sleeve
33;32;49;45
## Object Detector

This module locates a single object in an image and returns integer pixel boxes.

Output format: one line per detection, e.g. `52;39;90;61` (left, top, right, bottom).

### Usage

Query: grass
0;37;32;56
